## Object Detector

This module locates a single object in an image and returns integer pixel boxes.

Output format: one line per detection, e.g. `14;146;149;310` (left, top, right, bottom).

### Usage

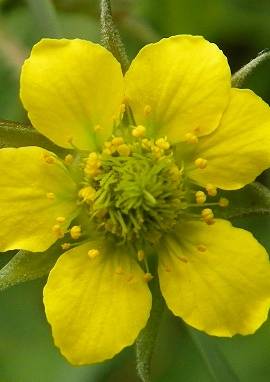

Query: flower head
1;35;270;364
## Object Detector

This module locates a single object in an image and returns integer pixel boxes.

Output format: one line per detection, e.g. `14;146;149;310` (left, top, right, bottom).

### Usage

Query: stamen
117;144;131;157
185;132;198;144
143;272;154;282
132;125;146;138
141;138;152;150
219;197;229;207
206;184;217;196
44;154;55;164
195;191;206;204
115;266;124;275
176;255;188;263
52;224;64;238
56;216;66;223
201;208;215;225
84;152;101;177
78;186;96;203
70;225;81;240
194;158;208;169
137;249;145;261
164;265;171;272
87;249;100;259
144;104;152;116
120;103;126;114
46;192;55;200
169;164;182;183
155;137;170;150
64;154;74;165
111;137;124;146
127;273;134;282
102;148;112;156
197;244;207;252
61;242;71;250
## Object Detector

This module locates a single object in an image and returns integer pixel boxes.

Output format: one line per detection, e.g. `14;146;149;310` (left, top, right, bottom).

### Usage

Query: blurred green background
0;0;270;381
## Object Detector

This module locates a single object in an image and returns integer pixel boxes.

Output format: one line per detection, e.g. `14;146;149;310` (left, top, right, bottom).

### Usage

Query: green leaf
186;326;240;382
0;120;69;156
214;182;270;219
100;0;129;73
231;49;270;88
0;242;62;291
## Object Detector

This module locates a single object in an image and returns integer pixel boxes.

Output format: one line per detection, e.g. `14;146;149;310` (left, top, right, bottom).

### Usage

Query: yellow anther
185;132;198;144
104;141;112;149
169;164;182;183
176;255;188;263
84;152;101;177
197;244;207;252
46;192;55;200
206;184;217;196
141;138;152;150
201;208;215;225
151;145;163;159
164;266;171;273
115;266;124;275
120;103;126;114
117;144;131;156
194;158;208;169
56;216;66;223
144;104;152;116
64;154;74;165
132;125;146;138
52;224;64;238
195;191;207;204
219;197;229;207
61;243;71;250
88;249;100;259
111;137;124;146
94;124;102;132
201;208;214;219
44;154;55;164
70;225;81;240
155;137;170;150
144;272;154;282
102;148;112;156
127;274;134;283
137;250;145;262
78;186;96;203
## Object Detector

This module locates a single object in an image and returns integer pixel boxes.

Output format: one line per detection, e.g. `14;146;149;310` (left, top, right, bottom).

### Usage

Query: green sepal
214;182;270;219
231;49;270;88
0;242;62;291
0;120;69;156
100;0;129;73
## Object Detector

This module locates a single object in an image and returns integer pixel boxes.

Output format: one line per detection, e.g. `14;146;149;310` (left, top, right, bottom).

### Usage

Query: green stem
135;276;164;382
100;0;129;73
231;49;270;88
26;0;62;38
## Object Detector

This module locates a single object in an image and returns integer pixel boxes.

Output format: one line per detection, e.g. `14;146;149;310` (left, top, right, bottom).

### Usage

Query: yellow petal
125;35;231;142
0;147;78;252
158;219;270;336
188;88;270;189
44;241;152;365
20;39;124;150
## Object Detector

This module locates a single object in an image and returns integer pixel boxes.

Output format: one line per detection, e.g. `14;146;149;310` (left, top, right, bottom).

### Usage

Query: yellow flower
1;36;270;365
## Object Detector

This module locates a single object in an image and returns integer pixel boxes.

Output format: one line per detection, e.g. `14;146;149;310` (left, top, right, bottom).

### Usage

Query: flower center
80;135;185;244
